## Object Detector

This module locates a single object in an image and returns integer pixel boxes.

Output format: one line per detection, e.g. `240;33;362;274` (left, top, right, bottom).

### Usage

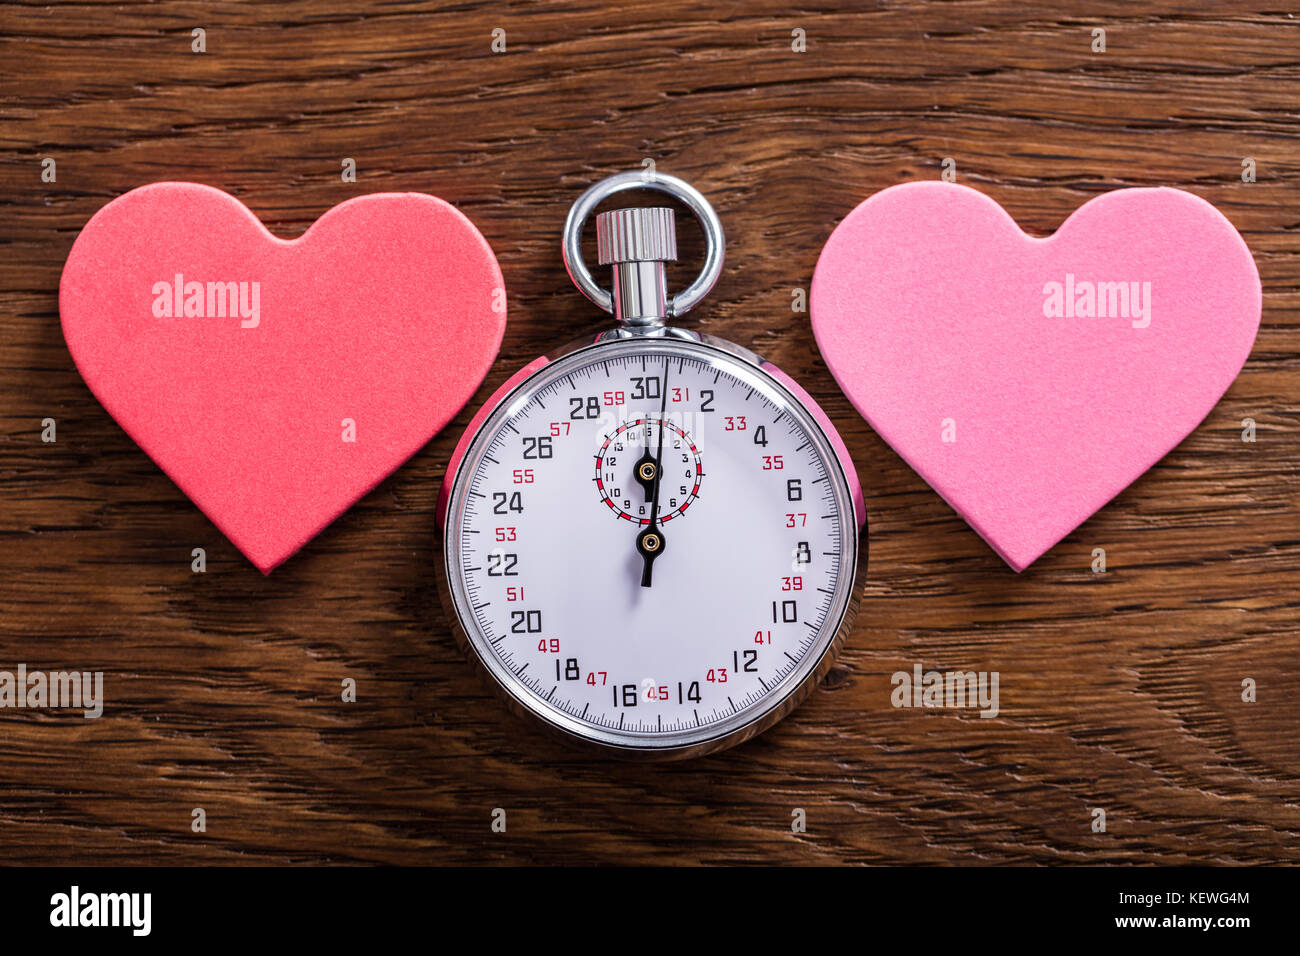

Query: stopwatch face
441;337;860;757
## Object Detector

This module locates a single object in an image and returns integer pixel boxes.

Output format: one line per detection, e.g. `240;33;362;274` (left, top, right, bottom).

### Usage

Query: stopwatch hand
637;358;671;587
636;522;663;587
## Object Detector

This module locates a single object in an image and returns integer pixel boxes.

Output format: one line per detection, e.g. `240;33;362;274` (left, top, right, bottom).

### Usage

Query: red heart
60;183;505;572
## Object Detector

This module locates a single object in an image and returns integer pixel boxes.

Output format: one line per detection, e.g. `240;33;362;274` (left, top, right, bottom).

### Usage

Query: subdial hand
633;447;657;501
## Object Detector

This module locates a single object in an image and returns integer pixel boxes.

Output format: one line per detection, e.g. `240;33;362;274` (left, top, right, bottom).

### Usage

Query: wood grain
0;0;1297;865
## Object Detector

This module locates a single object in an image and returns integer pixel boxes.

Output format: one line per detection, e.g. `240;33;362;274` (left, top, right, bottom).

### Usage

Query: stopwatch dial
444;341;855;751
595;416;702;524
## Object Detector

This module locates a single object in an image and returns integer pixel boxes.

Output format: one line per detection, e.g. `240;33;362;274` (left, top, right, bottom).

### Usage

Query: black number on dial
510;609;543;633
492;491;524;514
772;600;798;623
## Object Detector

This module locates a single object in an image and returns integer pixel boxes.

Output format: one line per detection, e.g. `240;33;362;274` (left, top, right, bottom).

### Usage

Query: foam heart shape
60;183;505;572
811;182;1261;571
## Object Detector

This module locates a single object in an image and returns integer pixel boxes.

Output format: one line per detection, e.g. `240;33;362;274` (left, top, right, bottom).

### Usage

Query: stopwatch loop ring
562;171;725;320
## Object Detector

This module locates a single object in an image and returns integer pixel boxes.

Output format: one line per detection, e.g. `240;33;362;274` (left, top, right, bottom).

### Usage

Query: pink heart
811;182;1260;571
60;183;505;572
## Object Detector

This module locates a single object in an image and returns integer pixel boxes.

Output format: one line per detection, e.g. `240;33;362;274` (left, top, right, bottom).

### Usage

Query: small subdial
595;416;703;524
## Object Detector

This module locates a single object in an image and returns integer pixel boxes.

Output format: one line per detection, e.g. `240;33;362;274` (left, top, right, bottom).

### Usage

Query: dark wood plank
0;0;1296;864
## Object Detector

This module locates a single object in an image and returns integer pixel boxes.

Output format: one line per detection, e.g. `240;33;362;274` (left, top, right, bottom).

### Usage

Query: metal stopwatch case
436;172;866;760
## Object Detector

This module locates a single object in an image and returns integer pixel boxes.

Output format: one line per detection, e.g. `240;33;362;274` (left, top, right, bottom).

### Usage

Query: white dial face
444;339;857;752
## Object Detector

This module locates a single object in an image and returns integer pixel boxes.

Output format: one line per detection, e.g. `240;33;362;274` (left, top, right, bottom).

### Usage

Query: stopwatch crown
595;207;678;266
562;171;724;327
593;206;677;328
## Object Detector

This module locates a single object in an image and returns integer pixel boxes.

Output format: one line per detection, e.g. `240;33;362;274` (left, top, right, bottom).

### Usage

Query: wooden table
1;1;1296;865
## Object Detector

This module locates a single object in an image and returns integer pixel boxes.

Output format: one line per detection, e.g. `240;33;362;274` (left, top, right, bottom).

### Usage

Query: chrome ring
561;170;725;317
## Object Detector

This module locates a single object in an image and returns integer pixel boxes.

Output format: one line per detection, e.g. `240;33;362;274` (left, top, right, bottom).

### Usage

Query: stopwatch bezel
438;331;863;760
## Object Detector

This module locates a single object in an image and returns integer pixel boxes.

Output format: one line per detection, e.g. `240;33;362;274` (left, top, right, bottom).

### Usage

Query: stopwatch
436;171;866;759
